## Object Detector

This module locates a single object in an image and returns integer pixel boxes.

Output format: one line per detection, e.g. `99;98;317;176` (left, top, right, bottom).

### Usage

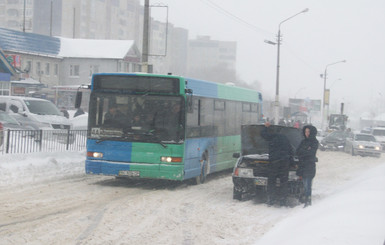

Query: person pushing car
261;121;293;206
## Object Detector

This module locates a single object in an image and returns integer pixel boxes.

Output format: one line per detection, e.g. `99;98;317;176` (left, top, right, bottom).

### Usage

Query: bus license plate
119;171;140;177
255;177;268;186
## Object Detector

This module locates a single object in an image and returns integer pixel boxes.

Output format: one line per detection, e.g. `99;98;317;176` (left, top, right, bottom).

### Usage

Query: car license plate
119;170;140;177
255;177;268;186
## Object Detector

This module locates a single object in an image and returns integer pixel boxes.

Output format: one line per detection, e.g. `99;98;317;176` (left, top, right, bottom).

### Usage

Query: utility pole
142;0;150;73
73;8;76;38
50;1;53;36
23;0;26;32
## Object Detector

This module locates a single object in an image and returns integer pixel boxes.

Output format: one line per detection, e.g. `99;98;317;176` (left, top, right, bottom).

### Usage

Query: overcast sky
151;0;385;117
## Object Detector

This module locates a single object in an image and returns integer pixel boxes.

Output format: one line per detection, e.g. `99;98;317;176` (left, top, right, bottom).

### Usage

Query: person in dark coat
261;122;293;206
296;125;319;207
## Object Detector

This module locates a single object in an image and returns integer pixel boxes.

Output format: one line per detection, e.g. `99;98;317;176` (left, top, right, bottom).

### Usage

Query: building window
7;0;19;4
24;60;32;73
54;64;58;76
70;64;80;77
7;8;18;16
36;61;41;75
214;100;225;111
45;63;50;76
89;65;99;77
242;103;251;112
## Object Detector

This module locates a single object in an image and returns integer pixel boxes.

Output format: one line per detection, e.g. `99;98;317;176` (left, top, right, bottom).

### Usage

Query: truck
328;103;348;131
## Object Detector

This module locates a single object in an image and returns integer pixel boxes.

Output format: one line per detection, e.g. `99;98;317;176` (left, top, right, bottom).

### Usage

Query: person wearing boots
296;125;319;208
261;122;293;206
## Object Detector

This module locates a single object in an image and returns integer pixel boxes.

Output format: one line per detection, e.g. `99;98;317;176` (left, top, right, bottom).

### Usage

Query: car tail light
234;168;254;178
0;122;3;131
234;168;239;176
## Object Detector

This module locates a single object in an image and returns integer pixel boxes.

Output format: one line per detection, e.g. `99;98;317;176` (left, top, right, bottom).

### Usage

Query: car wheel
351;147;355;156
233;186;243;201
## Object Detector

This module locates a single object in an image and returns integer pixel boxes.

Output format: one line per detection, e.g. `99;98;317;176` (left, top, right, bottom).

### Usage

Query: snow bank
0;151;85;187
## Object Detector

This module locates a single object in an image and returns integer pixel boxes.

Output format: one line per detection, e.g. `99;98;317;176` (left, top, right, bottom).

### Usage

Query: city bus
78;73;263;184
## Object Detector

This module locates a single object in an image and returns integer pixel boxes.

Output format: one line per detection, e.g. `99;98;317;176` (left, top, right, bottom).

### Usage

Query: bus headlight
87;151;103;158
161;156;182;163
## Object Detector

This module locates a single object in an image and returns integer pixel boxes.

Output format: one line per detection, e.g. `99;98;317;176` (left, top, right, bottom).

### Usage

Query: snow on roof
11;78;41;84
58;37;135;59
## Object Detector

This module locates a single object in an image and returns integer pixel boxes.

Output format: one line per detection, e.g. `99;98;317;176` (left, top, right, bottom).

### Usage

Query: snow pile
0;151;85;187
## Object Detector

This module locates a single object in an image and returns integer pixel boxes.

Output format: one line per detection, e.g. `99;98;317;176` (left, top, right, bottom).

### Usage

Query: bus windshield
88;92;185;143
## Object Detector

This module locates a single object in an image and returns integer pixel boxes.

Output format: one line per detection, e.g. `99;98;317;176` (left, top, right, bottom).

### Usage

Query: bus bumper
85;159;185;181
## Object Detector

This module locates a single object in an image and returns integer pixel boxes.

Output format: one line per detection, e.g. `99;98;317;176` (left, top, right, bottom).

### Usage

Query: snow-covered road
0;151;384;244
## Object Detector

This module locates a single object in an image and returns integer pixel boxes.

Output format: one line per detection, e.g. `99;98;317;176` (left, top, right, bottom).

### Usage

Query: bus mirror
185;88;193;94
75;91;82;109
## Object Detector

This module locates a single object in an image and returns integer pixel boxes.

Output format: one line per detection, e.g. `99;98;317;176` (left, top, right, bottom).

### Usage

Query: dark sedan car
319;130;351;151
232;125;304;203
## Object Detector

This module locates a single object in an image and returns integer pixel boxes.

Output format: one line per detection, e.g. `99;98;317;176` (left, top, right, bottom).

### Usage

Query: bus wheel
195;160;207;185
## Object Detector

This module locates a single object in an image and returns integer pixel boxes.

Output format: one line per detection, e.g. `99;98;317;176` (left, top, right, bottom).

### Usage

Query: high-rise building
187;36;236;83
149;20;188;76
0;0;143;41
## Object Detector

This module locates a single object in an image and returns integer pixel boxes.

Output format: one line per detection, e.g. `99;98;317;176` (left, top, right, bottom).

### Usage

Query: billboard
5;54;21;69
289;98;321;113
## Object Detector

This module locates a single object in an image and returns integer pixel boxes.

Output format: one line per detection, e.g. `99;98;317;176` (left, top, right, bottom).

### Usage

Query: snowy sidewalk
256;162;385;245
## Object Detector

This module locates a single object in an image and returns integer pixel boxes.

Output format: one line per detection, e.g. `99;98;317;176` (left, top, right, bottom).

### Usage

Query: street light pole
321;60;346;131
273;8;309;125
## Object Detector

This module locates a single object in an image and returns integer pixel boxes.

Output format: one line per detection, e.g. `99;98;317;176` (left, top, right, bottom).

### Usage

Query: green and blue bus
80;73;262;184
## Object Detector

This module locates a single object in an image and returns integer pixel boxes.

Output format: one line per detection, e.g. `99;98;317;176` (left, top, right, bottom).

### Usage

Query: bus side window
186;94;193;113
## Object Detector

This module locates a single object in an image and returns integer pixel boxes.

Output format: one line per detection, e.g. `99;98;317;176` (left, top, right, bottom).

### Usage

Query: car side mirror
233;153;240;158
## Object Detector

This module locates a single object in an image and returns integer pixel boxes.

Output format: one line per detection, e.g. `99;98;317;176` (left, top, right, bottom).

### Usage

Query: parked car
0;96;71;130
232;125;304;203
344;133;382;157
370;127;385;151
9;113;51;130
0;111;30;146
319;130;350;151
360;127;372;134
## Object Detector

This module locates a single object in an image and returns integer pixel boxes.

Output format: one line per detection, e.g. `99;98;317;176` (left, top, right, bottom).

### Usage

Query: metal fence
0;129;87;154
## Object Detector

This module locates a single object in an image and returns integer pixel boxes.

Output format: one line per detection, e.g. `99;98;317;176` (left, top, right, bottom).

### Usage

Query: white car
0;96;71;130
344;133;382;157
371;127;385;151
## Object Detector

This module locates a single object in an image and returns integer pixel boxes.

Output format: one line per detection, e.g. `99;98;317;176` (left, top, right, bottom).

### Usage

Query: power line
199;0;273;36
